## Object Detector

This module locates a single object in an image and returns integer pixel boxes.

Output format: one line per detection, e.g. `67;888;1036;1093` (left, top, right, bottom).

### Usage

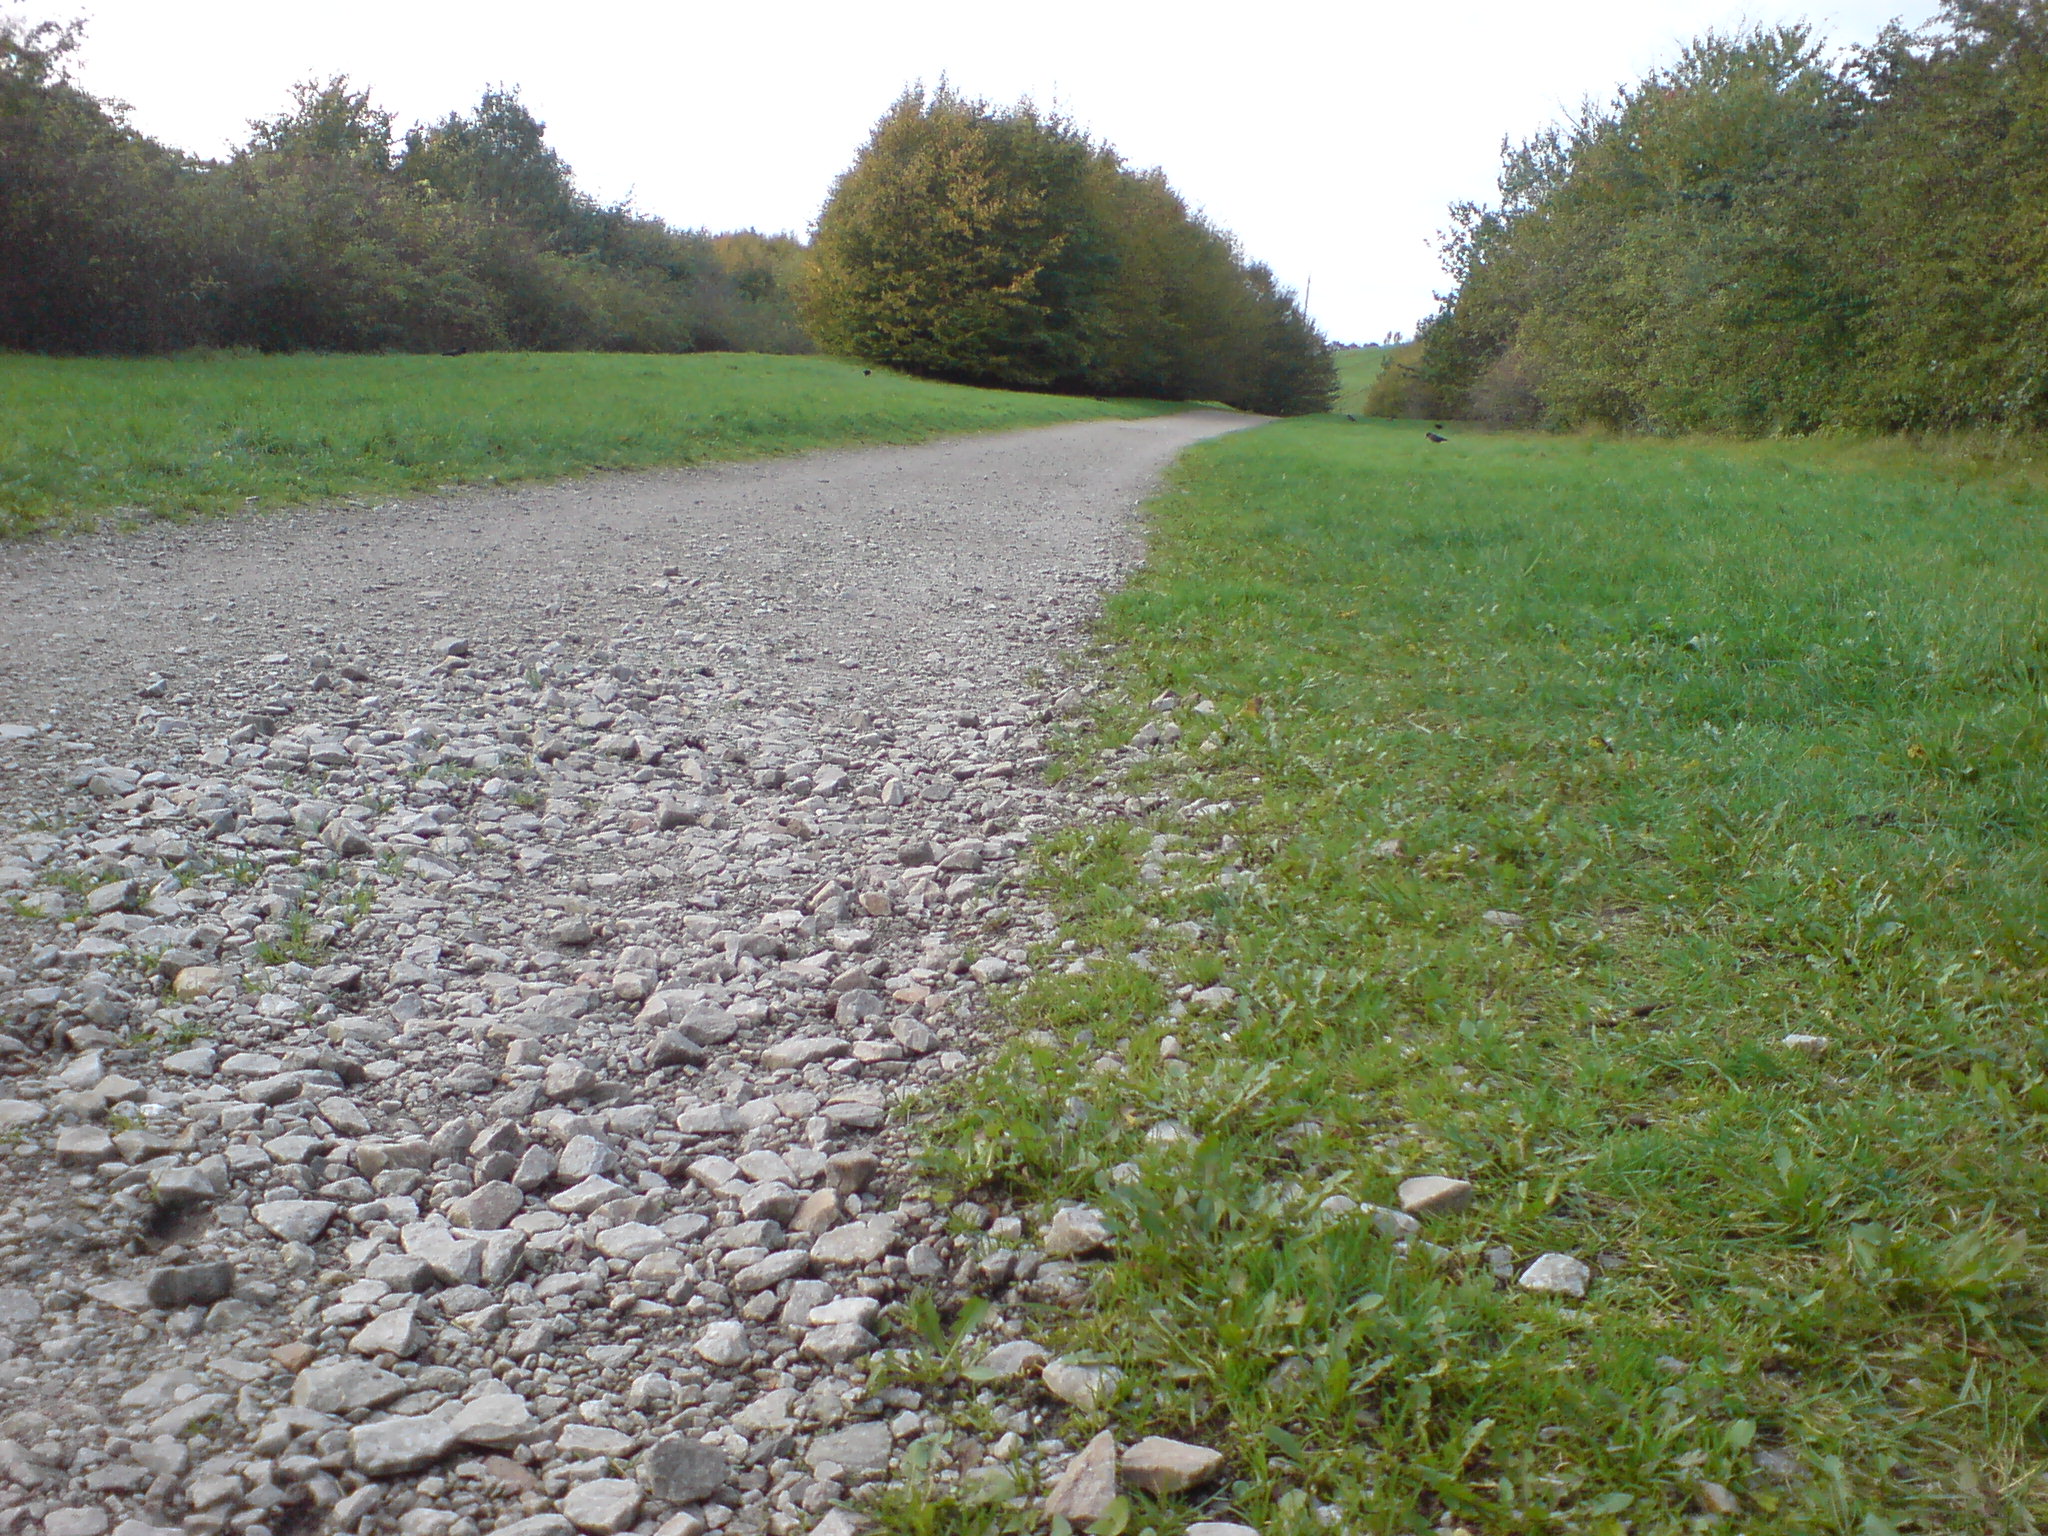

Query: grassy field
909;419;2048;1534
1331;345;1391;416
0;351;1171;538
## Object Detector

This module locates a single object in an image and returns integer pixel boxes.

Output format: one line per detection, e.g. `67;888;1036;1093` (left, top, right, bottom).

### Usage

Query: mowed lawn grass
0;351;1172;537
915;420;2048;1535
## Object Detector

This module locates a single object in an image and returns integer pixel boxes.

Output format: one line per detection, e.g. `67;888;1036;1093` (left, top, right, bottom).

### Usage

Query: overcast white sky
60;0;1948;343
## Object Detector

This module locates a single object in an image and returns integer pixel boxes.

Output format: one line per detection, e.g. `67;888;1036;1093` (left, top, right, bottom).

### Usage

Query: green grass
0;350;1172;538
910;420;2048;1535
1331;345;1392;416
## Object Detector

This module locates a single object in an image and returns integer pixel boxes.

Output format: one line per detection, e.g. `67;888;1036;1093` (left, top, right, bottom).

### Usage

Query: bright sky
63;0;1948;344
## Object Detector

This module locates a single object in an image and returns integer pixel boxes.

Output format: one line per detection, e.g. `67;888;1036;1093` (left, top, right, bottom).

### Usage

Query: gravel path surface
0;410;1254;1536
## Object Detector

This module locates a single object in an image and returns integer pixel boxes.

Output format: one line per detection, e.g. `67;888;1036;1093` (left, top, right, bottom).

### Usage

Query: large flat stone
810;1217;896;1267
351;1414;457;1476
292;1359;406;1414
804;1420;891;1478
637;1435;729;1502
1121;1436;1224;1494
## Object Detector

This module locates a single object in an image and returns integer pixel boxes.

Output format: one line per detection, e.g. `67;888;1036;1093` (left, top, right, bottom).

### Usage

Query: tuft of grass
916;419;2048;1534
0;350;1176;538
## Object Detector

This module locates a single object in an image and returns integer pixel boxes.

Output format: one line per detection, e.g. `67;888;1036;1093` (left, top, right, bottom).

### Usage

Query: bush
1361;341;1442;419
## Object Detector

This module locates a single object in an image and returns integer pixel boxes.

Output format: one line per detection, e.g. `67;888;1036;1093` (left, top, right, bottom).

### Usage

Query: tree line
805;87;1334;416
2;27;1333;413
1374;0;2048;435
0;19;809;356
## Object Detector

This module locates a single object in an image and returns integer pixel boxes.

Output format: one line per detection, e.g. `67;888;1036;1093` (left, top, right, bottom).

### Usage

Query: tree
401;88;590;246
247;76;394;170
0;16;211;351
806;86;1113;389
807;87;1334;413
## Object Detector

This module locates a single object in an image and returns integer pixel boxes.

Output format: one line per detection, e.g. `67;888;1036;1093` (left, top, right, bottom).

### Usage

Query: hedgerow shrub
0;23;808;357
1410;1;2048;435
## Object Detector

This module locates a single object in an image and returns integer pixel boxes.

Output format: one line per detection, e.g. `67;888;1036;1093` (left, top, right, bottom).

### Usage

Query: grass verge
910;419;2048;1535
0;350;1173;538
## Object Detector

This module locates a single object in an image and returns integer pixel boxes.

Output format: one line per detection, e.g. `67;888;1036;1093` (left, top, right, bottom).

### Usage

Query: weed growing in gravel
35;867;95;897
0;352;1176;537
103;1104;146;1135
915;420;2048;1534
249;909;331;968
128;1014;211;1052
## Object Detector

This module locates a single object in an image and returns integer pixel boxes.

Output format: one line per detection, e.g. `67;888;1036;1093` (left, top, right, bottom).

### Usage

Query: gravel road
0;409;1254;1536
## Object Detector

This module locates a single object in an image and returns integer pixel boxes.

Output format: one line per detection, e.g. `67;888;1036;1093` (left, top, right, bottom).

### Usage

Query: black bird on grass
1425;430;1447;443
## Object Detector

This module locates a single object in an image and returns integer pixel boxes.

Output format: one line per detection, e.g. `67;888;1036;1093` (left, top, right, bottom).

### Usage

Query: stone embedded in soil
1044;1430;1119;1523
805;1420;893;1478
637;1435;730;1502
1396;1176;1474;1216
1043;1204;1112;1257
692;1320;751;1367
446;1180;523;1230
293;1360;407;1414
1368;1206;1421;1239
802;1321;879;1363
0;1099;45;1132
350;1413;458;1475
559;1426;635;1458
490;1519;574;1536
53;1127;116;1167
1122;1436;1225;1494
349;1307;427;1358
252;1198;337;1243
1518;1252;1591;1298
811;1216;896;1266
144;1263;234;1310
561;1478;643;1535
1042;1358;1122;1412
452;1393;540;1449
977;1340;1049;1379
1695;1482;1742;1516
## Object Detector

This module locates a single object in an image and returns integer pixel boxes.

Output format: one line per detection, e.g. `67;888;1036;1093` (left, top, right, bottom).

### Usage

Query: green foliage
0;18;214;352
1414;2;2048;434
916;419;2048;1531
807;87;1335;416
401;86;585;242
1359;340;1449;419
0;351;1172;537
0;21;807;356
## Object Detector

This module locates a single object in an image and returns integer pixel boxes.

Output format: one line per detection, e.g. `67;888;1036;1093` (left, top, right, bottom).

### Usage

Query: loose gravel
0;411;1255;1536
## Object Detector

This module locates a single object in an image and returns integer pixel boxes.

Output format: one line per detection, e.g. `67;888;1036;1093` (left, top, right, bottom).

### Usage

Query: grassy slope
915;419;2048;1535
1330;346;1391;416
0;351;1171;538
